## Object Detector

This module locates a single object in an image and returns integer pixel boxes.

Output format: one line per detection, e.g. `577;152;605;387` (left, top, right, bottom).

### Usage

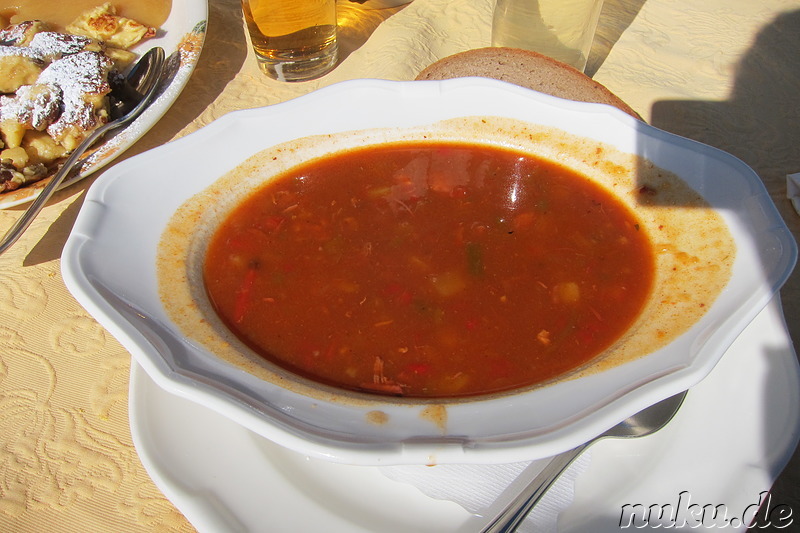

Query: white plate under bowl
0;0;208;208
62;78;797;465
130;297;800;532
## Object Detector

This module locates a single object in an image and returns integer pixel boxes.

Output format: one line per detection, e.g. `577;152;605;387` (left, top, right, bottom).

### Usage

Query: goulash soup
202;142;655;398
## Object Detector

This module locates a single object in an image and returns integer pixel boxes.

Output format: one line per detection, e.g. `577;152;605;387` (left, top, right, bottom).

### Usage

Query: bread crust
415;47;640;119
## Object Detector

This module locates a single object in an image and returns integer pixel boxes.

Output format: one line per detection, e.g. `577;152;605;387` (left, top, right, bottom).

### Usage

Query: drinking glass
242;0;338;82
492;0;604;72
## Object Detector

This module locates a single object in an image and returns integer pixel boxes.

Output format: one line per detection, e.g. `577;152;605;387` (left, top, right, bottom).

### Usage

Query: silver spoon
481;390;687;533
0;46;166;255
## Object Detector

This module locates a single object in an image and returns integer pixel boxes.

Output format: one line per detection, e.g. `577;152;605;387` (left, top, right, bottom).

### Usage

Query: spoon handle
480;443;589;533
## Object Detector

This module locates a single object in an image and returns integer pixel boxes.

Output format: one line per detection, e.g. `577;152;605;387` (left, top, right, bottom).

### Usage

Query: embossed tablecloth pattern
1;0;799;531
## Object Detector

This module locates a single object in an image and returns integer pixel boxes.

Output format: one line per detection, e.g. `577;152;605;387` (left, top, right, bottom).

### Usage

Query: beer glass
242;0;338;82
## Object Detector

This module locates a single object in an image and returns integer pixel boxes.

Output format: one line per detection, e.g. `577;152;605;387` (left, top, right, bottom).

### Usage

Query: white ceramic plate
0;0;208;208
130;297;800;532
62;78;797;465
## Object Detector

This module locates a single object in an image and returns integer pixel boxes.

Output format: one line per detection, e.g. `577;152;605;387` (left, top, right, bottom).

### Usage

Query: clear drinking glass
242;0;338;82
492;0;604;72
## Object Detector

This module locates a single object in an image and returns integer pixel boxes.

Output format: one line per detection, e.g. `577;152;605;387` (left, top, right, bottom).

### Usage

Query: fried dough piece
27;31;100;60
22;130;67;165
0;20;49;46
36;51;114;151
0;29;98;93
1;83;62;132
67;3;156;49
0;48;44;93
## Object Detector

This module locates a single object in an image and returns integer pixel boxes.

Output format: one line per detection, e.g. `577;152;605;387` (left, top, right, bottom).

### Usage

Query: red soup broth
203;142;655;398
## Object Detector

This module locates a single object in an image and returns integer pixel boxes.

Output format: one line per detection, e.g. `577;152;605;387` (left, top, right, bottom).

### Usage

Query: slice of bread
415;47;640;119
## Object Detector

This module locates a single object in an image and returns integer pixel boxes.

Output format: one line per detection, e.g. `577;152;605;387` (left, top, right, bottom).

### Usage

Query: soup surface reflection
203;142;655;397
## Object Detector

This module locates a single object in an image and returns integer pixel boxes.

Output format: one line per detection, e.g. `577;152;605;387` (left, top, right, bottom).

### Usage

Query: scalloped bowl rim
62;78;796;465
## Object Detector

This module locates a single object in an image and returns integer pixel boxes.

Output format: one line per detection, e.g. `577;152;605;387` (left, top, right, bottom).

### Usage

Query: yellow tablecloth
1;0;798;530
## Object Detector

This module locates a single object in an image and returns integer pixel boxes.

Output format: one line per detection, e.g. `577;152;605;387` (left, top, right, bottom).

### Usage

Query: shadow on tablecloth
650;8;800;522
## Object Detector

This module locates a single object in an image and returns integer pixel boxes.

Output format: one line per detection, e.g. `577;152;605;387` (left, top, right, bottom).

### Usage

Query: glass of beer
492;0;604;72
241;0;338;82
